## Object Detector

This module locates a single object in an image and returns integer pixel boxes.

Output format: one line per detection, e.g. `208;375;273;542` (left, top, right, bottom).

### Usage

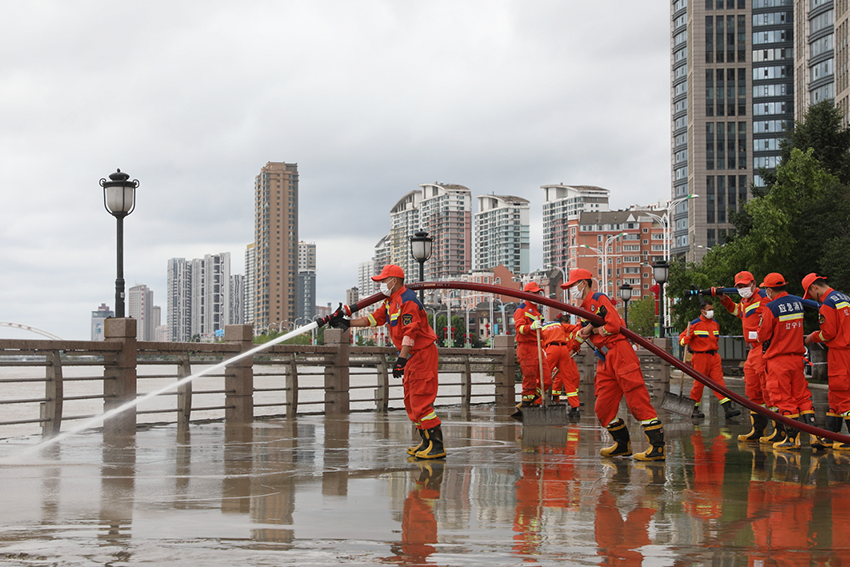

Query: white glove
530;320;543;331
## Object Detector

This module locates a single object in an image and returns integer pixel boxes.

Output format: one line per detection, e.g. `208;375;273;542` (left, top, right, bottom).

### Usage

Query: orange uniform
679;315;730;404
578;292;657;426
808;287;850;414
367;286;441;429
721;289;770;405
513;301;552;402
757;292;813;416
541;321;581;408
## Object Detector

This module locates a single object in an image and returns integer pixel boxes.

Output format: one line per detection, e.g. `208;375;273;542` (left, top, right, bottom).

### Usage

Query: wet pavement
1;382;849;566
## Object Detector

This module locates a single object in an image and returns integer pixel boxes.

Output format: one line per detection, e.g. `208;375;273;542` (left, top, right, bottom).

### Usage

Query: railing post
462;355;472;407
493;335;515;407
176;353;192;429
224;325;254;424
324;328;350;415
375;353;389;412
286;353;299;418
103;318;138;436
41;350;63;437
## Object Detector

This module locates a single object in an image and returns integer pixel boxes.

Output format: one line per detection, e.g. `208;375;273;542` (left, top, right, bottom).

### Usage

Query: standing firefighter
319;264;445;459
756;272;816;450
803;273;850;450
541;315;583;418
561;268;665;461
678;298;741;420
513;282;553;408
718;271;775;442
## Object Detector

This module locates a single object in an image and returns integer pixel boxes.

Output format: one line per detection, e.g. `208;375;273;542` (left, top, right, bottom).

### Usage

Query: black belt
549;342;569;346
693;350;717;355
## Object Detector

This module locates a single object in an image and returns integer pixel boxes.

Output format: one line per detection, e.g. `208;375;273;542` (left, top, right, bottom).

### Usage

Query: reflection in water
387;461;444;566
98;433;135;564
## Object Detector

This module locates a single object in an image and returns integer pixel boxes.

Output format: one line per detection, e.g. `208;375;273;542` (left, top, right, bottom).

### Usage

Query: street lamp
618;283;633;328
643;193;699;263
100;169;138;318
652;260;669;338
410;230;434;304
581;231;626;296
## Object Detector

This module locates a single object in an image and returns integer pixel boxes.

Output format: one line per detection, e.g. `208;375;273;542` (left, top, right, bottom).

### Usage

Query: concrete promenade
0;381;848;566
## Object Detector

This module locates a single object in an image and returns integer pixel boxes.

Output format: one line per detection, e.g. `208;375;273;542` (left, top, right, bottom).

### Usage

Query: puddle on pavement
0;384;849;566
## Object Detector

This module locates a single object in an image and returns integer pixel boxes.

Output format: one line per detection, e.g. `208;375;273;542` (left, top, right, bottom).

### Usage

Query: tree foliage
669;100;850;334
624;296;657;337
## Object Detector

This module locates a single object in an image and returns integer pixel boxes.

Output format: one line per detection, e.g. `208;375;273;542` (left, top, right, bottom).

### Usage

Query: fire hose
340;281;848;444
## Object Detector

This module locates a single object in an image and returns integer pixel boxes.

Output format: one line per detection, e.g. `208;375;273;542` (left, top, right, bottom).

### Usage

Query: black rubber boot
415;424;447;459
721;400;741;419
836;416;850;451
600;418;632;457
738;411;769;442
760;420;787;445
691;403;705;419
774;415;802;450
634;420;665;461
407;427;427;456
803;410;828;451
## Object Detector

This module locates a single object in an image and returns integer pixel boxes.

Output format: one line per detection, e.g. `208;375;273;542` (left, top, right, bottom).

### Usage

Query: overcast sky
0;1;671;340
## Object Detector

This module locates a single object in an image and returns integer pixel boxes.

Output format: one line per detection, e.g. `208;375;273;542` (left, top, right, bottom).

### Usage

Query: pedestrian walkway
0;383;847;566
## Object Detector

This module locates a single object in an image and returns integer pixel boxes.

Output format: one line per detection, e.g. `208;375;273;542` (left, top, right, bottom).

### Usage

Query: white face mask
704;310;714;319
738;286;753;299
380;281;393;297
570;285;583;300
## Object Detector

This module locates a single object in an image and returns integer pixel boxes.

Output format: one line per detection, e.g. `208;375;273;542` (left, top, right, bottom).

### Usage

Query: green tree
625;296;658;337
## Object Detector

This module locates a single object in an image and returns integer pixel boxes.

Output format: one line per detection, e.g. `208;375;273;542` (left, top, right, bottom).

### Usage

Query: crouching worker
318;264;445;460
678;298;741;420
561;269;665;461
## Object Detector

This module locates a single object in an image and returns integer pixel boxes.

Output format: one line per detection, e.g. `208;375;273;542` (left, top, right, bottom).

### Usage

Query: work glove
530;319;543;331
328;303;352;330
393;356;407;379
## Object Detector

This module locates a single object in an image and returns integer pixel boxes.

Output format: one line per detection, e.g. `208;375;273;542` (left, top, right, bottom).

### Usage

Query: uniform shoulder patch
402;313;413;326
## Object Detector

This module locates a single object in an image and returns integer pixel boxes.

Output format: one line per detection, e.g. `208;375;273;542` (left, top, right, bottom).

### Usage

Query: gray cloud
0;1;670;339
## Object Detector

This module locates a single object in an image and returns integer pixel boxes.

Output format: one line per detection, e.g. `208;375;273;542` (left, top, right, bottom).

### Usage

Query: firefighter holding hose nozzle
562;268;665;461
316;264;446;460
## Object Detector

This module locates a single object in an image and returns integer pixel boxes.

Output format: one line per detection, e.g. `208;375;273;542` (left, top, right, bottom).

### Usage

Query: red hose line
389;280;850;444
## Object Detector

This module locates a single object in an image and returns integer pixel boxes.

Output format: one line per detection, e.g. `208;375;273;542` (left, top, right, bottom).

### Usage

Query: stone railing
0;319;670;439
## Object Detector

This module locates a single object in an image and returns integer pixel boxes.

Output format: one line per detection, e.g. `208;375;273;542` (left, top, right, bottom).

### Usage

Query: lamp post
409;230;434;304
652;260;669;338
100;169;138;318
618;283;633;328
581;231;626;296
643;193;698;263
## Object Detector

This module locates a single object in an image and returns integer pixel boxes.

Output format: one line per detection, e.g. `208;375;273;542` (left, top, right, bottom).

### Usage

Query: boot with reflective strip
760;420;787;444
801;410;828;451
835;416;850;451
415;424;447;459
738;411;769;442
634;421;665;461
721;399;741;419
773;415;802;450
600;418;632;457
407;427;427;456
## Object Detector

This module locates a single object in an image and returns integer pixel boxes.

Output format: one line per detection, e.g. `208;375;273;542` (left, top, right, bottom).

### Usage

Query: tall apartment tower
297;241;316;322
252;162;299;331
194;253;231;338
542;184;610;271
419;183;472;280
671;0;792;261
794;1;843;118
389;190;422;278
167;258;192;342
128;284;155;341
231;274;245;326
358;259;377;297
244;243;255;325
474;194;530;274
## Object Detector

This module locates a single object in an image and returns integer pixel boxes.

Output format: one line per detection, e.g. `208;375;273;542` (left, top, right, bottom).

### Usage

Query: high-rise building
128;284;155;341
358;259;377;297
670;1;792;261
389;190;422;278
167;253;234;342
541;184;611;272
244;243;255;325
419;183;472;280
231;274;245;327
90;303;113;341
373;233;391;274
252;162;299;331
794;1;837;118
297;241;316;322
474;194;530;274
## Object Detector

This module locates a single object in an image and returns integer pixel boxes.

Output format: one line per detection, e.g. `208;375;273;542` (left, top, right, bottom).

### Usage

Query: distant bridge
0;322;63;340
